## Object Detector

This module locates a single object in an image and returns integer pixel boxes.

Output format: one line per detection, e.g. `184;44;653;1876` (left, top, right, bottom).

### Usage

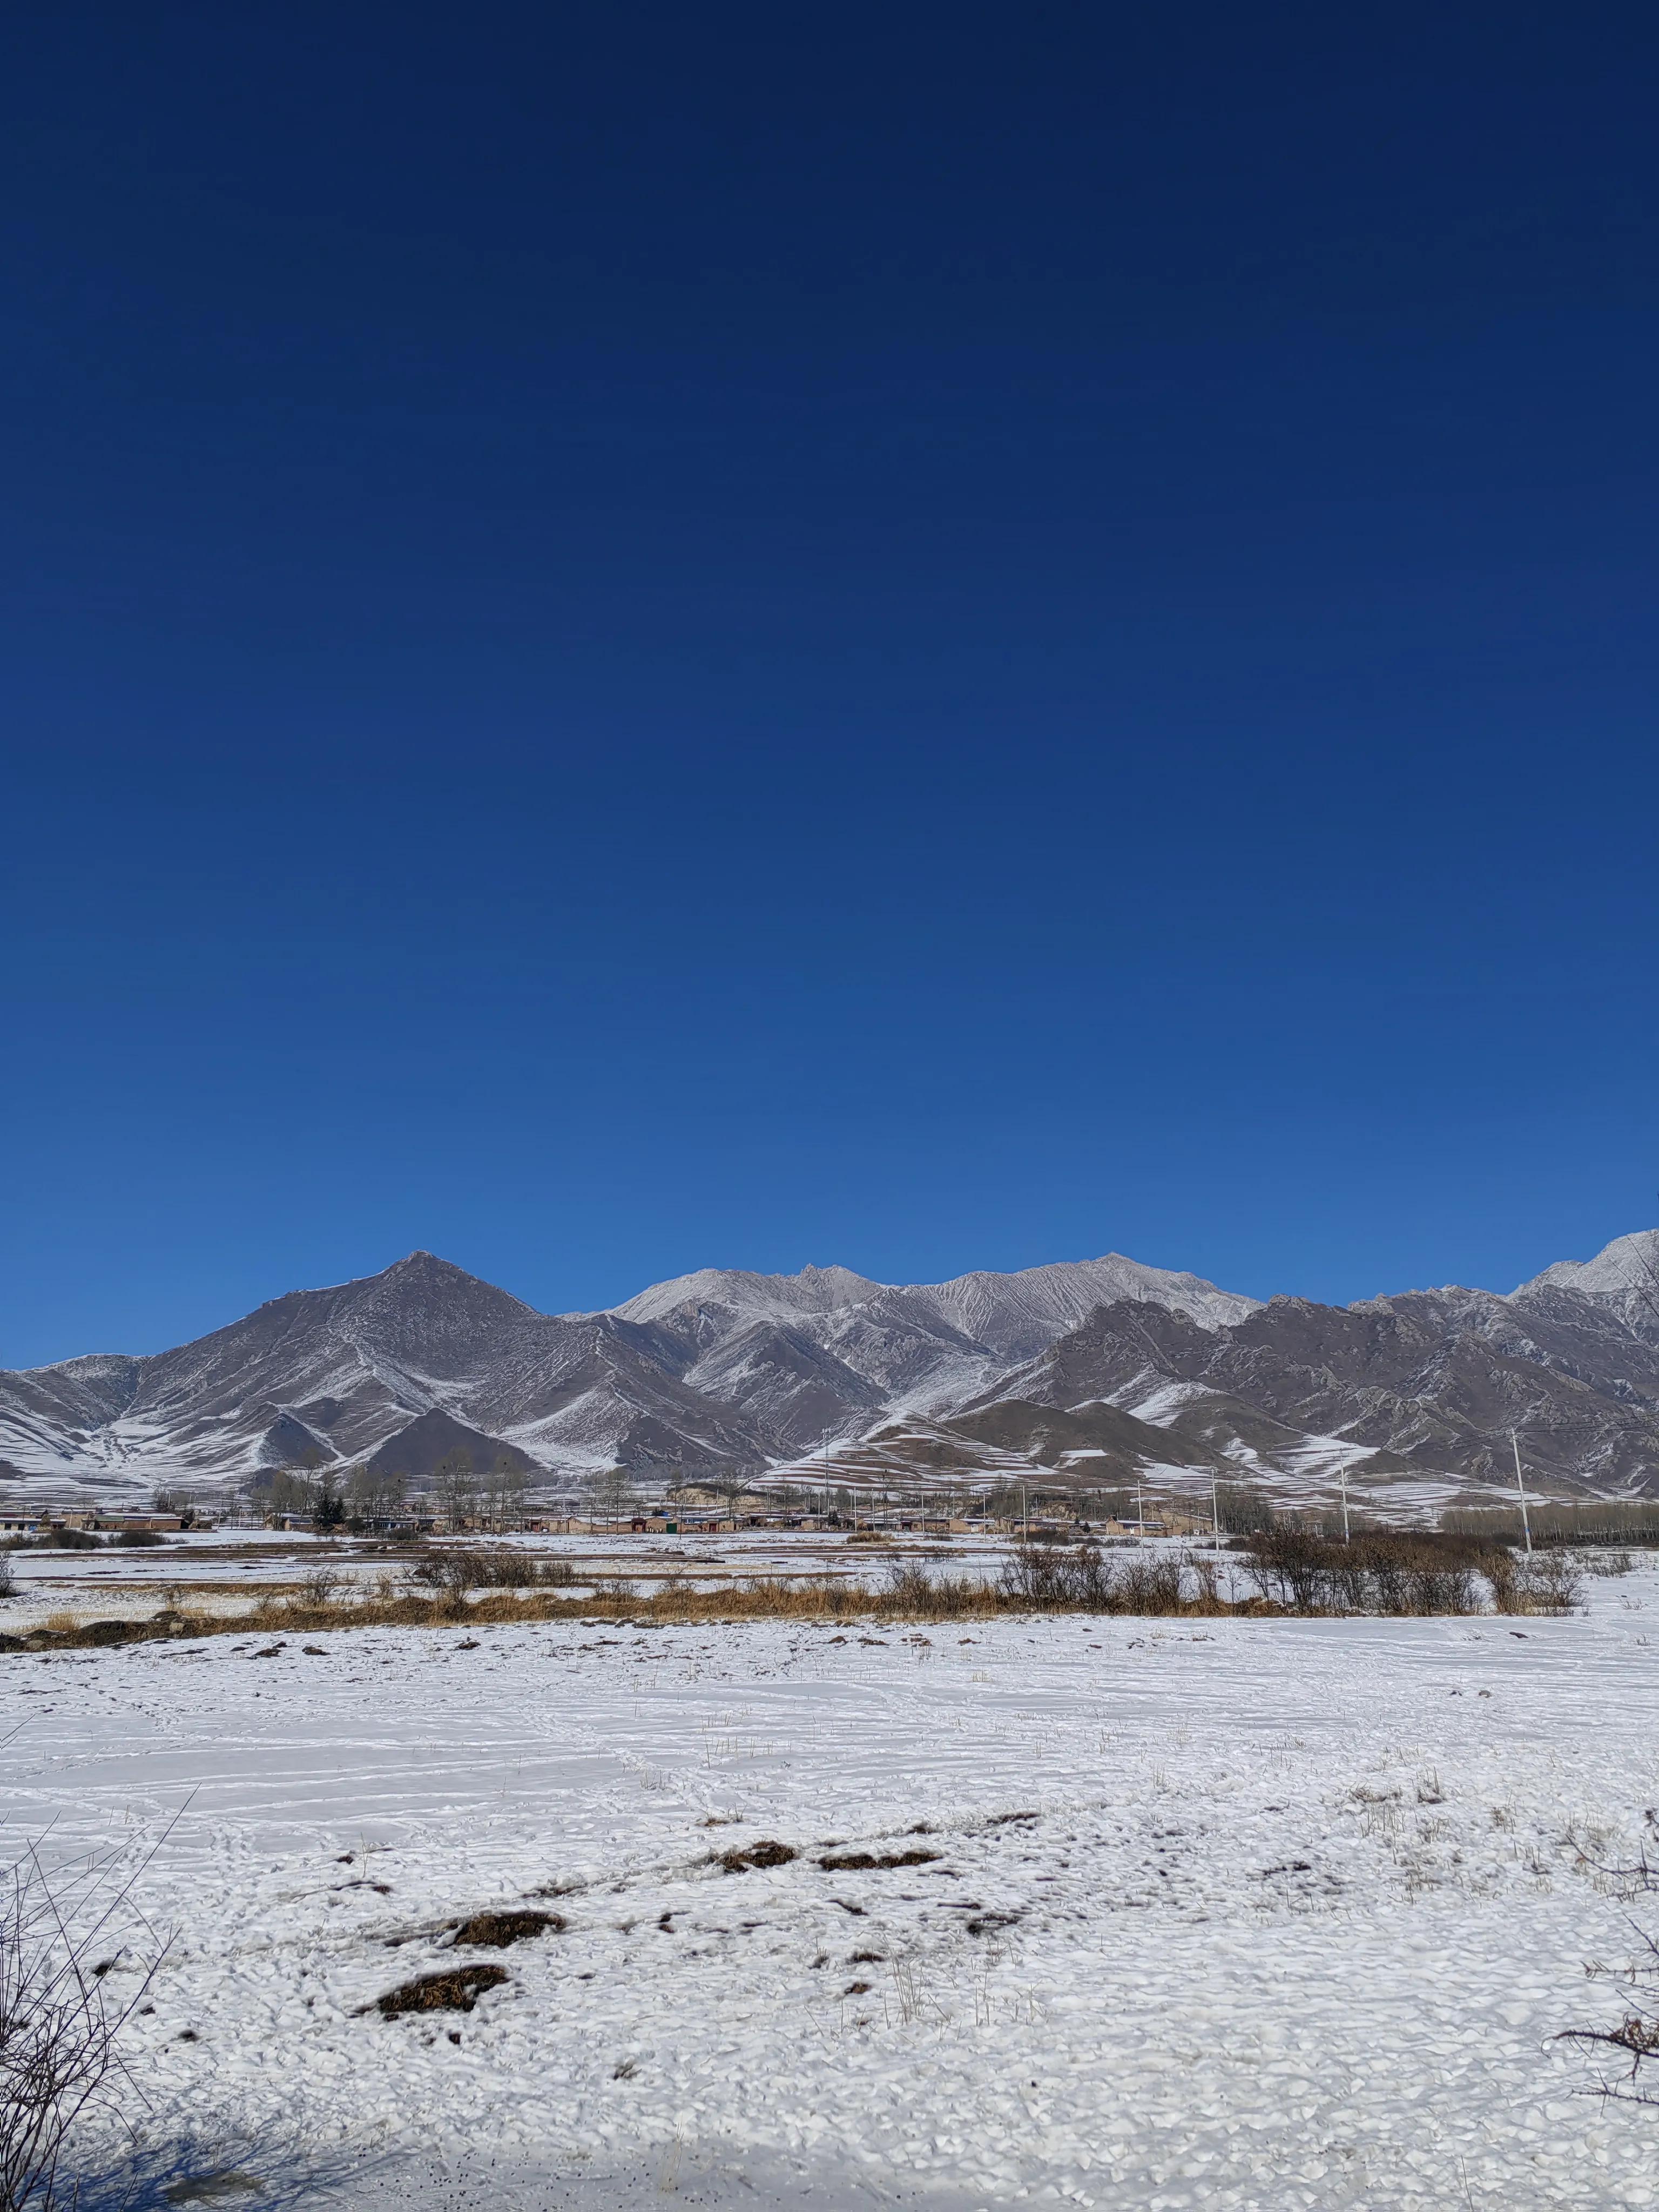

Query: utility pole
1338;1464;1351;1545
1510;1429;1533;1555
1136;1479;1144;1539
1211;1477;1221;1554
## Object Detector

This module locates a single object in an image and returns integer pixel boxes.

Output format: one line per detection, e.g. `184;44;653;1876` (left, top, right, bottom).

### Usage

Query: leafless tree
347;1465;405;1528
435;1451;478;1533
477;1459;527;1532
491;1459;528;1530
262;1468;318;1520
0;1840;166;2211
711;1461;759;1522
595;1464;637;1529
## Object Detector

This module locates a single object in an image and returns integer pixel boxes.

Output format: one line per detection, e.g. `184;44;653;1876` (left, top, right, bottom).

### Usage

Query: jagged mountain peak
915;1254;1260;1358
1514;1227;1659;1303
358;1249;538;1305
232;1248;538;1325
606;1264;887;1327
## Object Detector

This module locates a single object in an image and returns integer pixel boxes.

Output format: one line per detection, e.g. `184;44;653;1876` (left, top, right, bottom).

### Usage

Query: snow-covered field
0;1530;1028;1650
0;1528;994;1628
4;1566;1658;2209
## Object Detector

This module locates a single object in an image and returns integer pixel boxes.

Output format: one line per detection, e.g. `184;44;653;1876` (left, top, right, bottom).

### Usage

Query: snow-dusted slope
600;1256;1258;1425
7;1233;1659;1503
1514;1228;1659;1313
608;1254;1255;1346
0;1251;1259;1499
0;1254;547;1494
981;1278;1659;1498
608;1265;885;1328
906;1253;1259;1357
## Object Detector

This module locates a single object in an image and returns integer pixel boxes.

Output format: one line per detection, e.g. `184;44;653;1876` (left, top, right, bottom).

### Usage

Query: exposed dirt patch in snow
448;1909;561;1948
372;1965;509;2018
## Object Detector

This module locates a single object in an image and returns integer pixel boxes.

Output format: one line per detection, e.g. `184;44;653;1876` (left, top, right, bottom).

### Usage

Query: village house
57;1511;184;1534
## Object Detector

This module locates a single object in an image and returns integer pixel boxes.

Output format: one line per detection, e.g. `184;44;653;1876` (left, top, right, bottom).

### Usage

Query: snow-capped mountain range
4;1234;1659;1511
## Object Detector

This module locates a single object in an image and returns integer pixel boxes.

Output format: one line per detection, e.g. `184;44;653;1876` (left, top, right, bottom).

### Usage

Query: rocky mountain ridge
3;1235;1657;1512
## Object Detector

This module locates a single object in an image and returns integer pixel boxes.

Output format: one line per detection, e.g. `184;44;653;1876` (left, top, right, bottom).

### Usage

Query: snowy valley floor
5;1570;1659;2210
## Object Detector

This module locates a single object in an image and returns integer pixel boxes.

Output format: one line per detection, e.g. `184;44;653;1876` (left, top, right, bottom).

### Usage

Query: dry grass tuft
818;1847;941;1871
449;1909;562;1947
718;1842;797;1873
372;1964;508;2017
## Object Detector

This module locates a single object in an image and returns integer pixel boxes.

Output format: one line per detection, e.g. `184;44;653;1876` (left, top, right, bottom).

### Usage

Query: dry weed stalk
1557;1828;1659;2101
0;1840;167;2211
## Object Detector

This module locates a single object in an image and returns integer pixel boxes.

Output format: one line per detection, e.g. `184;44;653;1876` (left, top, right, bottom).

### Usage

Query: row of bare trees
252;1448;532;1532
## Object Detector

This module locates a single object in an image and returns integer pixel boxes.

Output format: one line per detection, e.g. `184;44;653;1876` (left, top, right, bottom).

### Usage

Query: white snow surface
5;1566;1657;2209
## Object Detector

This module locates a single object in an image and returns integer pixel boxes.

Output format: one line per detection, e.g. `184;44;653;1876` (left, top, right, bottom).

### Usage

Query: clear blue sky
4;1;1657;1365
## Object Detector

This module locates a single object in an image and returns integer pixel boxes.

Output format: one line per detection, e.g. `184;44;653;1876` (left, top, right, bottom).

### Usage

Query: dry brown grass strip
1;1554;1432;1657
0;1579;1272;1655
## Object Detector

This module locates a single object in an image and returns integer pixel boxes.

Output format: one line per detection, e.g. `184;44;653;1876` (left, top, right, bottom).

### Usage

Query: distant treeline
1441;1500;1659;1548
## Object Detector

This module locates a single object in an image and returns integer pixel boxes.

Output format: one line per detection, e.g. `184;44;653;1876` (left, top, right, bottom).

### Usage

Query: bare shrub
1186;1553;1220;1609
0;1843;165;2212
881;1561;979;1618
1243;1528;1486;1617
1000;1544;1116;1610
1485;1547;1520;1612
1112;1554;1185;1613
1517;1548;1583;1614
1558;1840;1659;2101
1246;1527;1334;1613
0;1556;14;1601
882;1561;938;1611
998;1543;1190;1614
406;1547;574;1602
1402;1554;1475;1616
